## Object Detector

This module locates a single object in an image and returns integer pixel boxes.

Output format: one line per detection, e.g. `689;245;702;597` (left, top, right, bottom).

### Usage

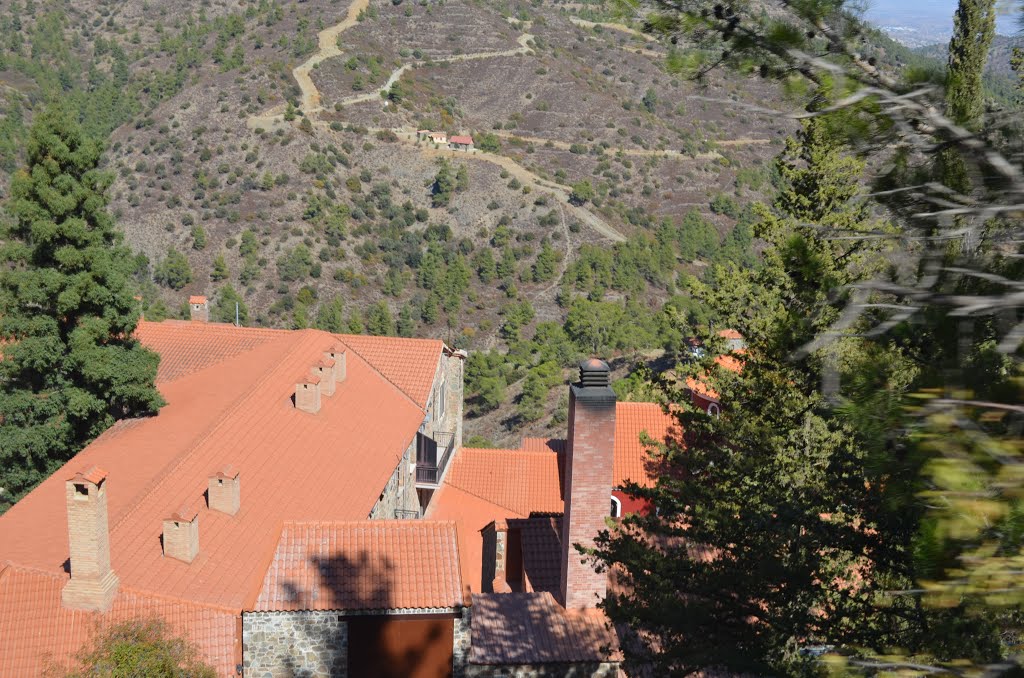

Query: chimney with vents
162;506;199;563
559;359;616;610
295;374;322;414
62;466;120;611
325;345;347;384
189;295;209;322
314;358;337;396
208;468;240;515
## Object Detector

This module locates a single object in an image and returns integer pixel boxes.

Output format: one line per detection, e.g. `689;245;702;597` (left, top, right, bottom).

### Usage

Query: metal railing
415;431;456;486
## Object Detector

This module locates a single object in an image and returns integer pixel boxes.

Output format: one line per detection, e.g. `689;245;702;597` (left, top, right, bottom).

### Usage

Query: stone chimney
314;358;337;396
189;295;209;322
208;467;240;516
559;359;616;610
325;345;347;385
162;506;199;563
295;374;322;414
481;520;512;594
62;466;120;611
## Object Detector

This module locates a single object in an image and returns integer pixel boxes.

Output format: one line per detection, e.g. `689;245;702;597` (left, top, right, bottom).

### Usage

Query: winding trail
251;0;767;243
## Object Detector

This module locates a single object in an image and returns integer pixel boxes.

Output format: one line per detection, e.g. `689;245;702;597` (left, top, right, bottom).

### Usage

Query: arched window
610;495;622;518
707;402;720;418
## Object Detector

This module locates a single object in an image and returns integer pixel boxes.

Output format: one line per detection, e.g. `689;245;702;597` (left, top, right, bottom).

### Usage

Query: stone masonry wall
242;611;347;678
465;662;619;678
453;607;472;678
368;435;419;519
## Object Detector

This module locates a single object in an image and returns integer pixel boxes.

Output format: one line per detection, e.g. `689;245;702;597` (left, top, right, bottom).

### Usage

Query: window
707;402;720;418
610;495;622;518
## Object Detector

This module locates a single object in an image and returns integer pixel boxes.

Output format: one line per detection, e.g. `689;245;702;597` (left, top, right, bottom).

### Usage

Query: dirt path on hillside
490;131;770;160
335;32;535;108
568;16;657;43
248;0;623;243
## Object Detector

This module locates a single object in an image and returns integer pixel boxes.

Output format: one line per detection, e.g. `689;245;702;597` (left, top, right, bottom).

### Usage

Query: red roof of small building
428;402;676;594
449;135;474;145
189;295;207;305
470;592;620;665
686;353;744;401
253;521;464;612
718;328;743;340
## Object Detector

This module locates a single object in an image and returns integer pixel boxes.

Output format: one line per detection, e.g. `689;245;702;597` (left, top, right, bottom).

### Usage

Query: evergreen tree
315;295;345;333
210;254;229;282
366;300;395;336
154;248;192;290
0;109;163;505
397;303;416;337
211;285;247;325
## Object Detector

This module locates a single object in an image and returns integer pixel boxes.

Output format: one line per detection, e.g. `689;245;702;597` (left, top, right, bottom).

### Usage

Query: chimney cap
168;505;197;523
579;358;611;387
68;466;108;486
189;295;208;305
316;357;336;369
210;466;239;481
298;374;322;385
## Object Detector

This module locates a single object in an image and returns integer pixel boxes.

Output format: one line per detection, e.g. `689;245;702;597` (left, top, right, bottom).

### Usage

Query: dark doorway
347;615;454;678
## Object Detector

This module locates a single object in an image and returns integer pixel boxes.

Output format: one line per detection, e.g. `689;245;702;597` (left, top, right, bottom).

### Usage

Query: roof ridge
0;560;66;582
461;447;558;457
117;585;241;615
282;519;458;529
334;334;433;411
111;332;331;533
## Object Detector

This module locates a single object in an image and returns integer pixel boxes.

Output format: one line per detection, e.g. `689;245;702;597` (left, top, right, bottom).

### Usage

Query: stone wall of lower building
242;611;347;678
453;606;472;678
465;663;619;678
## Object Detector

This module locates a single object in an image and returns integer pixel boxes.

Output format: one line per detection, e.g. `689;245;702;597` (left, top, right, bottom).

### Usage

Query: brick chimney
208;467;240;515
325;345;347;384
559;359;616;610
314;358;337;396
62;466;120;611
162;506;199;563
295;374;322;414
481;520;512;594
189;295;209;322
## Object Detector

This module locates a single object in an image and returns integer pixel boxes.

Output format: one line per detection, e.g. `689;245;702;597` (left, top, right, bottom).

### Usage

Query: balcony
415;431;455;487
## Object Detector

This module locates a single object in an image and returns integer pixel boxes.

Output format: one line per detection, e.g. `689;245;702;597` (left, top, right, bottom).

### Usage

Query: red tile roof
443;448;564;516
336;333;443;408
253;521;465;612
469;592;620;665
614;402;678;489
718;328;743;340
687;353;744;401
449;135;474;145
189;295;207;305
0;563;239;677
509;515;563;594
70;465;109;486
0;320;448;673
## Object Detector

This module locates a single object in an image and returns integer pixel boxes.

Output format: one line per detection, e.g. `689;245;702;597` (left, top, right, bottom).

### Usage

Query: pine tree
0;109;163;505
589;121;994;673
366;301;395;336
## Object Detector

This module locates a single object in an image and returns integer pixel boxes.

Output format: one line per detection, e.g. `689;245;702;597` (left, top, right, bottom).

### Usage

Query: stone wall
465;662;619;678
242;611;347;678
368;435;419;519
453;607;472;678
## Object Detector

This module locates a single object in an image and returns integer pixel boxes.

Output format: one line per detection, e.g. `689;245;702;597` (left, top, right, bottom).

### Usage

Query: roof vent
162;505;199;563
578;358;610;388
208;467;240;516
62;466;119;611
314;358;337;397
189;296;209;323
295;375;322;414
325;346;347;385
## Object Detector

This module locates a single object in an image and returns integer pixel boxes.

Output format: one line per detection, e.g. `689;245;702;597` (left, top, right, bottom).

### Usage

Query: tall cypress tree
939;0;996;192
0;108;163;508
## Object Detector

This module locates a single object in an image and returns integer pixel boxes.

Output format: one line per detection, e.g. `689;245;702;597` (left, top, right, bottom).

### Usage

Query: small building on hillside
449;135;474;151
428;131;449;145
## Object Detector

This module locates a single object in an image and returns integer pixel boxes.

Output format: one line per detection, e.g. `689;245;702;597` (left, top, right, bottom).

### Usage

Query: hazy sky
864;0;1021;36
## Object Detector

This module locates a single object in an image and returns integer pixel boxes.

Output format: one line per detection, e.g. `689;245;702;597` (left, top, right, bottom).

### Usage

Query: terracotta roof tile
443;448;564;517
508;515;563;594
189;295;208;305
0;564;238;677
449;135;474;144
253;521;464;612
136;320;286;384
0;324;436;613
336;334;443;408
614;402;678;488
520;438;565;454
470;592;620;665
70;465;108;486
